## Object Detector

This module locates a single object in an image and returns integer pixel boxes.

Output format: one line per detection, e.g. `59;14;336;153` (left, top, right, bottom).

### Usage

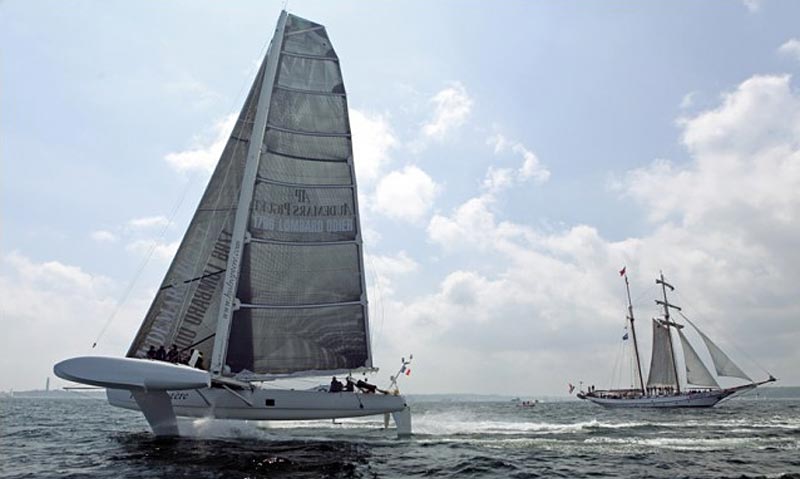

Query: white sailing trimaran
578;271;775;408
54;11;412;436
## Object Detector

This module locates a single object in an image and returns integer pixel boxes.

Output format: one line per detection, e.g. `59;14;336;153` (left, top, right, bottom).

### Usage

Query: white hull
106;386;411;437
107;387;408;421
55;356;411;436
578;387;751;408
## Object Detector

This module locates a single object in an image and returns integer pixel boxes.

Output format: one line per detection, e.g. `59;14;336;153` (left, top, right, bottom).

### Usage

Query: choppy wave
1;397;799;479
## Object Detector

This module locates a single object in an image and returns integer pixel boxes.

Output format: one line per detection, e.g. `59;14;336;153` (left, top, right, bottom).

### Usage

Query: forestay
126;61;266;362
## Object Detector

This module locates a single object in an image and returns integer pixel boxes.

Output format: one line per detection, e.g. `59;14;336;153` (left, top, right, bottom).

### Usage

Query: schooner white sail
54;11;411;436
578;271;775;408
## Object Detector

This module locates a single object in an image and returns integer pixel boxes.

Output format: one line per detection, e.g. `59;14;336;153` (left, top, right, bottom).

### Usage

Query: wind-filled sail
647;319;678;388
686;319;751;381
126;61;267;361
678;329;719;388
225;14;371;376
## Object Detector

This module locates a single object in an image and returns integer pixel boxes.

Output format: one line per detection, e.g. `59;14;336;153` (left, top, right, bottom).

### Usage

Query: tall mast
655;271;682;394
209;11;288;377
624;274;646;395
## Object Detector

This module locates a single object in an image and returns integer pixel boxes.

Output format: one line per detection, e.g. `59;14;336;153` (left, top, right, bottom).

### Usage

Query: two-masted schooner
578;271;775;408
54;11;412;436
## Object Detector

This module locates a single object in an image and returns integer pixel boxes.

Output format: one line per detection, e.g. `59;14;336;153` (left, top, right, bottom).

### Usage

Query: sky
2;0;800;395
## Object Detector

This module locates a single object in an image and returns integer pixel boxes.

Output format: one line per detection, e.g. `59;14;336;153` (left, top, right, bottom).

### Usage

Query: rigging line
631;283;658;311
98;36;272;351
365;253;386;345
91;177;194;349
168;38;270;339
672;289;772;376
677;309;772;377
159;269;226;291
607;339;623;390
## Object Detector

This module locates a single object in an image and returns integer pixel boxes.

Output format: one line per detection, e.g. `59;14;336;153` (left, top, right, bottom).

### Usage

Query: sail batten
275;84;347;97
267;124;352;138
678;329;720;388
255;175;353;189
241;300;364;309
127;12;373;378
225;12;372;376
281;51;340;62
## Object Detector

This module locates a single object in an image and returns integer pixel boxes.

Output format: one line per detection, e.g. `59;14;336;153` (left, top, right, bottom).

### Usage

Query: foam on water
3;397;799;478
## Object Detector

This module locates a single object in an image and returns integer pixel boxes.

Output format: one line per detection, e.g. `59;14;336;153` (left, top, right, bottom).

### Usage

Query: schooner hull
578;388;750;408
107;387;409;421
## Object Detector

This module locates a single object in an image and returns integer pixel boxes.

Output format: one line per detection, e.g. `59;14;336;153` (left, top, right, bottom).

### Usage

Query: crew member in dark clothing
344;377;355;392
356;378;377;394
155;345;167;361
146;345;157;359
329;377;343;393
166;344;180;363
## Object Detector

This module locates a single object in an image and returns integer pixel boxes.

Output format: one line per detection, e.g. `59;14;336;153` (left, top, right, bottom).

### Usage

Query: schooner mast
623;272;646;395
655;271;682;394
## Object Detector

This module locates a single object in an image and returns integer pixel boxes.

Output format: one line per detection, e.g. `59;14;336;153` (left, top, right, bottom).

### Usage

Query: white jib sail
677;329;719;389
646;319;679;388
686;318;752;382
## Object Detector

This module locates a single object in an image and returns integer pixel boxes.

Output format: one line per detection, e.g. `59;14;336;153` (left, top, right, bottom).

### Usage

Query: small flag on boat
568;383;575;394
622;332;629;340
619;266;626;276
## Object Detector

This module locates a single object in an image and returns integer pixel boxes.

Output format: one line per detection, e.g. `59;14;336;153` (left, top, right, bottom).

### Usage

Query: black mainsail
127;12;372;380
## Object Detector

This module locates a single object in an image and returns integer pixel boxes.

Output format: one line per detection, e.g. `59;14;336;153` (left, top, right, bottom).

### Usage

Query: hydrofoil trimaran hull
55;356;411;436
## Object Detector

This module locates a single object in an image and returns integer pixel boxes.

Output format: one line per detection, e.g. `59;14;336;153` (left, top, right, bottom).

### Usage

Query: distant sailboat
54;11;411;436
578;271;775;408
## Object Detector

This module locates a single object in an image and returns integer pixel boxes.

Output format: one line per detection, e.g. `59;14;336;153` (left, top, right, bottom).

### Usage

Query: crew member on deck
329;377;343;393
146;345;157;359
356;378;377;394
166;344;180;363
155;345;166;361
344;376;355;392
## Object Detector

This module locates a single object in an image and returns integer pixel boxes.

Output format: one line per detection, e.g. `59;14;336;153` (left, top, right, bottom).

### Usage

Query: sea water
1;396;798;478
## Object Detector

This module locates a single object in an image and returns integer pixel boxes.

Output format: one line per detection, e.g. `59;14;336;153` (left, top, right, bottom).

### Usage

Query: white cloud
679;91;698;109
487;132;509;154
164;77;221;110
515;144;550;184
0;253;145;390
90;230;118;243
742;0;762;12
373;165;440;223
778;38;800;62
164;114;236;173
390;73;800;394
486;133;550;188
365;251;419;298
421;82;473;140
126;239;181;262
126;215;170;230
428;194;497;249
482;166;515;193
634;75;800;225
350;109;398;183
